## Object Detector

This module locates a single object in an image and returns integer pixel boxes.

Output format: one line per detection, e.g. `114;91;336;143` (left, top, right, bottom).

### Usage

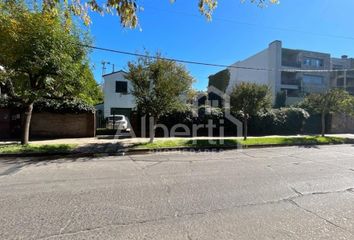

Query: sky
86;0;354;90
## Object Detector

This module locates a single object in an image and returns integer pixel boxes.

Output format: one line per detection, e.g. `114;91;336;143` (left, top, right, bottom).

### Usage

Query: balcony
282;49;301;68
282;60;301;68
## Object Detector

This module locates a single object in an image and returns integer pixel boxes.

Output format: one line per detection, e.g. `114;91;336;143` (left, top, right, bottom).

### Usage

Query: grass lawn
0;144;77;154
134;136;352;150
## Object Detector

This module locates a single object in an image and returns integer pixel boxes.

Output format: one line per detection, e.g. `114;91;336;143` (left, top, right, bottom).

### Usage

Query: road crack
38;187;354;239
288;199;353;235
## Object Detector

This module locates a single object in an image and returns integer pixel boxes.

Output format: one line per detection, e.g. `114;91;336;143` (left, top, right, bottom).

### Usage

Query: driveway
1;145;354;239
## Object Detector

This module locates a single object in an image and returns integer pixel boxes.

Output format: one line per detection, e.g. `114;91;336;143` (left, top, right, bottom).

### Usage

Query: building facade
225;40;352;105
102;70;135;119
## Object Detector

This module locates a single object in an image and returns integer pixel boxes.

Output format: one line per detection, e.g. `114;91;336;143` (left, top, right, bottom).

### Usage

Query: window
303;75;324;85
337;78;344;87
303;58;324;67
115;81;128;93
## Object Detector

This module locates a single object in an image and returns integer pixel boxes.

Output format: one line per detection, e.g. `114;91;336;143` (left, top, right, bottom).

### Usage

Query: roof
102;70;127;77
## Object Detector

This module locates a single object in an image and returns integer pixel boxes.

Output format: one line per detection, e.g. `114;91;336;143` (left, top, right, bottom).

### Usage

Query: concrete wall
225;41;282;104
330;113;354;134
226;47;270;94
30;112;95;138
103;71;135;118
268;40;282;103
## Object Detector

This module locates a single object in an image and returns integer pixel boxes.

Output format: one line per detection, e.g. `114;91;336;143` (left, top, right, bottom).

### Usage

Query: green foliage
0;97;95;113
230;82;271;118
0;1;99;143
75;64;103;105
299;89;354;115
197;105;224;122
26;0;278;28
126;55;194;119
250;107;310;135
274;91;286;108
33;99;95;113
208;69;230;93
298;88;354;136
134;136;350;150
159;108;194;126
0;144;77;154
0;1;91;104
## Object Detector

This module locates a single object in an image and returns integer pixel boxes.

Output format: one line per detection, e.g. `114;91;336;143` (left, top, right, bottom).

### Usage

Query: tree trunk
149;116;157;143
21;103;34;145
243;117;248;141
321;112;326;137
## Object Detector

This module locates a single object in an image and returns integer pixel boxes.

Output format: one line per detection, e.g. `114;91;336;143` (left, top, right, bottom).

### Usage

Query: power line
81;44;271;71
82;44;354;73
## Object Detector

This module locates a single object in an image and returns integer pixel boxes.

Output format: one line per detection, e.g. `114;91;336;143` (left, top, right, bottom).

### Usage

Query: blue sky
87;0;354;90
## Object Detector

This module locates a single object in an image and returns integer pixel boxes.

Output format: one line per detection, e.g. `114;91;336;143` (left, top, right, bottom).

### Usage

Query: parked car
107;115;129;131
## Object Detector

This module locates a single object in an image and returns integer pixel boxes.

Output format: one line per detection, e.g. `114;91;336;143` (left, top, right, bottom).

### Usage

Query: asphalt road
1;145;354;239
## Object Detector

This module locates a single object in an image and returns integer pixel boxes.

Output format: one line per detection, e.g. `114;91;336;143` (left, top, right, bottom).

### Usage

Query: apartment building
225;40;352;105
331;56;354;95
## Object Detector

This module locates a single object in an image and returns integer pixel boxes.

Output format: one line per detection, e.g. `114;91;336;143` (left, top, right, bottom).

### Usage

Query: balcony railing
282;60;301;68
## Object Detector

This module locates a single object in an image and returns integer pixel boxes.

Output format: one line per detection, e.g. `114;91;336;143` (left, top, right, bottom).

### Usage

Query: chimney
342;55;348;59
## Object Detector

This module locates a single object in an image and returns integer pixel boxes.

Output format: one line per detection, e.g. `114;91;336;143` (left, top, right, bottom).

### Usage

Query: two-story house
102;70;135;119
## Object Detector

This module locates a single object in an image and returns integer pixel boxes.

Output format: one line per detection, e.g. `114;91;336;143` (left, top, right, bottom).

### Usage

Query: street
1;145;354;239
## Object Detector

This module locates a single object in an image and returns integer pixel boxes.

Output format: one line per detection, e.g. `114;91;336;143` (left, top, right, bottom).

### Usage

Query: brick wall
30;112;96;138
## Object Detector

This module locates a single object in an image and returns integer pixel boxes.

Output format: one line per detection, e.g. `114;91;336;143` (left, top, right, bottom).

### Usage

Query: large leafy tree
27;0;279;28
0;1;94;144
230;82;271;140
126;55;194;143
300;89;354;137
75;63;103;105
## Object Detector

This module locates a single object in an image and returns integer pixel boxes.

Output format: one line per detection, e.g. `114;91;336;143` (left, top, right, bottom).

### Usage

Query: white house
102;70;135;119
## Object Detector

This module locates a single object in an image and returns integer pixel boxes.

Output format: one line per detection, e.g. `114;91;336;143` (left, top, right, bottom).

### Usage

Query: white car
107;115;129;131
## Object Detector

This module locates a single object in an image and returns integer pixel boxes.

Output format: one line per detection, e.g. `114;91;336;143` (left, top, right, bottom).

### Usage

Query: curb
124;141;352;155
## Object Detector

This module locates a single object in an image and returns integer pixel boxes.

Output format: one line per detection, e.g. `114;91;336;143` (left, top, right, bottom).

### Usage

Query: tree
208;69;230;93
0;1;92;144
126;55;194;143
230;82;271;140
27;0;279;28
75;63;103;105
274;90;286;108
300;89;354;137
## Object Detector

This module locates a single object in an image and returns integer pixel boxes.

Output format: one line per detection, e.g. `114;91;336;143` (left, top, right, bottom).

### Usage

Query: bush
249;107;310;135
33;99;95;113
0;97;95;113
274;91;286;108
196;105;223;123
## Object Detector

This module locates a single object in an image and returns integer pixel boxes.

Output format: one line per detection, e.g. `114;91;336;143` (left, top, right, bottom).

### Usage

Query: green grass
134;136;352;150
0;144;77;154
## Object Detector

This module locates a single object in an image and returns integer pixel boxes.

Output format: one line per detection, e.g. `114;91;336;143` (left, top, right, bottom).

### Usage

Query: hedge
0;97;95;113
249;108;310;135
